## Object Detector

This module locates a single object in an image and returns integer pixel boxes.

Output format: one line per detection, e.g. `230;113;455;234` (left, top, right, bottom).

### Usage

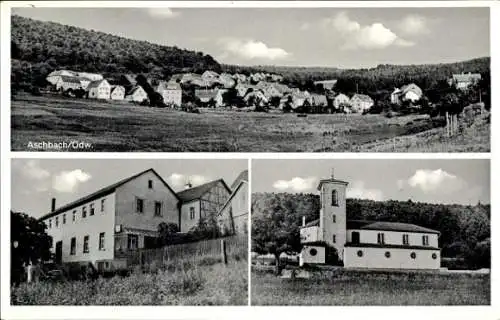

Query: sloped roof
60;76;83;84
400;83;423;97
195;89;218;100
87;79;108;89
301;219;320;228
111;85;125;93
310;94;328;105
49;70;78;77
314;79;337;84
347;219;440;234
126;85;146;96
317;178;349;190
123;74;137;86
230;170;249;190
176;179;231;203
39;168;178;221
351;94;373;103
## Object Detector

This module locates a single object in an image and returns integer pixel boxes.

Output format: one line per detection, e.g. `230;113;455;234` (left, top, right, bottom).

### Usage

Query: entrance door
351;232;360;244
55;241;63;264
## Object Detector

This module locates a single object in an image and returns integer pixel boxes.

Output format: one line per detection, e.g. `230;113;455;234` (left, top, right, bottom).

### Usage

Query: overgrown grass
11;259;248;305
11;94;479;152
251;269;490;306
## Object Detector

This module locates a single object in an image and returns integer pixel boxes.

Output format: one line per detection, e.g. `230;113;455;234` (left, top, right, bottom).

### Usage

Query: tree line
252;192;490;270
11;15;220;90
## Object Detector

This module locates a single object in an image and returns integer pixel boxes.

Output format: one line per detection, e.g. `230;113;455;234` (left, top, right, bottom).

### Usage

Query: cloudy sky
12;7;489;68
11;159;247;218
252;159;490;205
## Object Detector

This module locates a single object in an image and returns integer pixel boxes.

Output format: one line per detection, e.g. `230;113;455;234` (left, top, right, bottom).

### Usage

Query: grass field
251;269;490;305
12;94;489;152
11;259;247;305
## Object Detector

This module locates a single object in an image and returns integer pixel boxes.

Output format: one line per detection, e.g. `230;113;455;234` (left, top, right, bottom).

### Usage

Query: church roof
347;220;440;234
317;178;349;190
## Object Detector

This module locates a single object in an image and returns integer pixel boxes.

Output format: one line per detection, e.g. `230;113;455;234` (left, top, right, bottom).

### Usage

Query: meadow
11;258;248;305
11;94;488;152
251;269;490;306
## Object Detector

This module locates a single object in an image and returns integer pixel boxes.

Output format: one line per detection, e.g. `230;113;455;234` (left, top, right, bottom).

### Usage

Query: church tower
318;170;348;260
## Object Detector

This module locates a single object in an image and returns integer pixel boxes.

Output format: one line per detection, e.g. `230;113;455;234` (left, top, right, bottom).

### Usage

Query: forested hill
11;15;221;86
252;192;490;260
223;57;490;94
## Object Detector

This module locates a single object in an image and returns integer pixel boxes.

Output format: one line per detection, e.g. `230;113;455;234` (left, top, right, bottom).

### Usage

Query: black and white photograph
9;159;249;305
10;6;490;152
251;159;490;305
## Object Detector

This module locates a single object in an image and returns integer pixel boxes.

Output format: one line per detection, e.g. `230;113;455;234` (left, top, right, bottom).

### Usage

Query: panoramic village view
10;159;248;305
251;160;490;305
10;7;490;152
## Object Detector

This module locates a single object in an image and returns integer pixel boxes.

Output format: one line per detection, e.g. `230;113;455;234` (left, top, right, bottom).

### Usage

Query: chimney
51;198;56;212
185;181;193;190
302;216;306;227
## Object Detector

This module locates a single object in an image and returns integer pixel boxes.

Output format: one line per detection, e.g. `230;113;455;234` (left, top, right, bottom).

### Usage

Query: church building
300;173;441;270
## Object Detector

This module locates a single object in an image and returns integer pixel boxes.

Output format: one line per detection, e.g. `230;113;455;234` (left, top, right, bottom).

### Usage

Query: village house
218;73;236;88
391;83;423;105
87;79;111;100
309;94;328;107
176;179;231;232
195;88;218;104
300;172;441;270
269;74;284;82
280;91;311;110
125;86;148;103
46;70;79;85
333;93;350;110
314;79;338;91
349;94;374;113
76;72;104;82
156;81;182;107
244;90;269;106
110;85;126;100
202;70;220;81
250;72;266;83
235;83;257;97
40;168;235;270
449;72;482;90
215;89;228;107
232;73;247;83
54;76;84;92
218;170;248;235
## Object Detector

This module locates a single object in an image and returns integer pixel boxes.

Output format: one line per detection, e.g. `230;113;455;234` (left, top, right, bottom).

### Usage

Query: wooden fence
122;235;247;268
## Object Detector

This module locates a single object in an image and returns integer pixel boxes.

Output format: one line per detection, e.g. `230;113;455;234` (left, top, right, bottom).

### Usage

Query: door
352;232;360;244
55;241;63;264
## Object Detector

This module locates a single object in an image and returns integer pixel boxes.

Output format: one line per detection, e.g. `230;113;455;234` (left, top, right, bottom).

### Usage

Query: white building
300;173;441;270
110;85;125;100
87;79;111;100
125;86;148;103
391;83;423;105
218;170;249;235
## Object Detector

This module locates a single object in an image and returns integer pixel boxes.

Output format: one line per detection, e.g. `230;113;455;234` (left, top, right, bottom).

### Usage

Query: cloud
398;14;429;36
347;181;383;201
324;12;414;50
146;8;179;19
167;173;209;189
273;177;317;192
53;169;92;193
221;39;290;61
22;160;50;180
406;169;465;193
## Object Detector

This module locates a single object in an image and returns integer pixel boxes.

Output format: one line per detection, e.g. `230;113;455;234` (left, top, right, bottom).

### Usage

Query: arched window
410;252;417;259
331;190;339;206
432;253;437;260
309;248;318;256
357;250;363;257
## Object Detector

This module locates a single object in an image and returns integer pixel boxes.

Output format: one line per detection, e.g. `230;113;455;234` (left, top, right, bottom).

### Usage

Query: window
48;219;52;228
357;250;363;257
101;198;105;212
136;198;144;213
90;203;95;216
402;234;409;245
148;180;153;189
385;251;391;258
128;234;138;250
154;201;163;216
332;214;336;223
82;206;87;218
410;252;417;259
332;234;336;243
70;237;76;255
422;235;429;246
309;248;317;256
72;210;76;222
55;216;59;227
189;207;195;220
99;232;105;251
377;233;385;244
352;231;360;244
83;235;89;253
63;214;66;224
331;190;339;206
432;253;438;260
